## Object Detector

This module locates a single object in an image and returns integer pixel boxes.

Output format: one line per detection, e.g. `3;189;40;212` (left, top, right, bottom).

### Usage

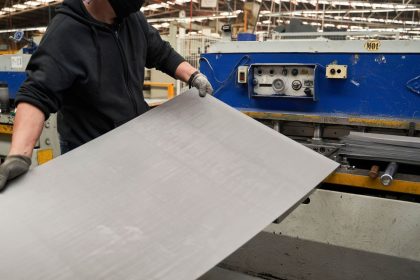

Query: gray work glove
0;155;31;192
190;72;213;97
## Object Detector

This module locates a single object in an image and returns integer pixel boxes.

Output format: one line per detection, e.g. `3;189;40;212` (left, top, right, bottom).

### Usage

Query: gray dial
272;79;285;93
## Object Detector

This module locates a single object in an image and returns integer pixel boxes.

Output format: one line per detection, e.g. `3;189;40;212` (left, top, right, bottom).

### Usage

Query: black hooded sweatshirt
15;0;185;150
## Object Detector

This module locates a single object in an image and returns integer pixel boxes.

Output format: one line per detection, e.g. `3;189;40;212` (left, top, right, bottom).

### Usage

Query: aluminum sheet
340;132;420;165
347;132;420;148
0;90;338;279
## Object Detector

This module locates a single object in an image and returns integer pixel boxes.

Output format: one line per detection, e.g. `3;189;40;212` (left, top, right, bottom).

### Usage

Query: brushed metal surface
341;132;420;165
0;90;338;279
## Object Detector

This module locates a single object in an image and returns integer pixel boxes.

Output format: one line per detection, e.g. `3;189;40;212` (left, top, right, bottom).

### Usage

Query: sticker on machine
364;40;381;51
11;56;23;69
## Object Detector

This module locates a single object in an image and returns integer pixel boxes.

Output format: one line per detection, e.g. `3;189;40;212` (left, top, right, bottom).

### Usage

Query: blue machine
11;31;38;55
201;39;420;123
200;38;420;187
200;39;420;280
0;31;38;101
0;53;32;101
0;72;27;99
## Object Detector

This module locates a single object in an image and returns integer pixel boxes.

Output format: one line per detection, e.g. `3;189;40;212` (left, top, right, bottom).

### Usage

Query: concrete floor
200;267;263;280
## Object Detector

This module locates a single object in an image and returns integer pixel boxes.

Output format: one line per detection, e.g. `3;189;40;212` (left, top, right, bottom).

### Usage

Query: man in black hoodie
0;0;213;191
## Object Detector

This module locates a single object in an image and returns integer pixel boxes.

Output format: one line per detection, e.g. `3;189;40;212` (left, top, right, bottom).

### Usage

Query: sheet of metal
0;90;338;279
340;132;420;165
348;132;420;148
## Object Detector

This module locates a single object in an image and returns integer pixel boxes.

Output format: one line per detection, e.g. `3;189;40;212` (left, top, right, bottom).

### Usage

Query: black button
304;88;312;96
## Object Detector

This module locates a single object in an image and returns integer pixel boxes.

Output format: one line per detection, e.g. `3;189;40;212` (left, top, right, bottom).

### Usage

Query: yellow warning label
37;149;54;165
0;124;13;135
364;40;381;51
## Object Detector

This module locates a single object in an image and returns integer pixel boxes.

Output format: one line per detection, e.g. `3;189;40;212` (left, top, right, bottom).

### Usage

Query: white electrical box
326;64;348;79
237;66;248;84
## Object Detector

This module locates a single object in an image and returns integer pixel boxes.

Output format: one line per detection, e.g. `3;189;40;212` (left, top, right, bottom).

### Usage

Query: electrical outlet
326;65;347;79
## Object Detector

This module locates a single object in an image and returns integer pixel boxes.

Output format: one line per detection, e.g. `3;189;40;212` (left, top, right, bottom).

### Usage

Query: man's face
108;0;145;19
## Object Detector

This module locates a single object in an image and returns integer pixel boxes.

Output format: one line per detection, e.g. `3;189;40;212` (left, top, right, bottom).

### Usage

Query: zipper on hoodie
112;24;139;116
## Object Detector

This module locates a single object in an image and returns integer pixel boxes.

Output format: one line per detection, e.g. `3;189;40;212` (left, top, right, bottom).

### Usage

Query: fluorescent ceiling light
24;1;42;6
13;4;28;10
2;7;16;12
295;0;416;9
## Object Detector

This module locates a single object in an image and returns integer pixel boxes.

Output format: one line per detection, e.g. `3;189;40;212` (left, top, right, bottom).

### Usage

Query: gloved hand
0;155;31;192
190;72;213;97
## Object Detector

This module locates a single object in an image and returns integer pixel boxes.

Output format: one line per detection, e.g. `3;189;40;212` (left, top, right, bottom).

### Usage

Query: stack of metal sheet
0;90;338;279
340;132;420;165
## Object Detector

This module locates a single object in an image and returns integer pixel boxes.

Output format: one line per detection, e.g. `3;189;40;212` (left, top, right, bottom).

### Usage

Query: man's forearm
174;61;197;83
9;103;45;157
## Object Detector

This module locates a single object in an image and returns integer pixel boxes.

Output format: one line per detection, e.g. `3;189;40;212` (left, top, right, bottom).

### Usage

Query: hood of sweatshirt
58;0;112;29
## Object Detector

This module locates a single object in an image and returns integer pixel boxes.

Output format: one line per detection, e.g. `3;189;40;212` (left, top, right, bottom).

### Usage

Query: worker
0;0;213;191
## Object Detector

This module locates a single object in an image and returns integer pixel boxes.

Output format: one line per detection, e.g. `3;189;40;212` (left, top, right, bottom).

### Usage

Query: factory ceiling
0;0;418;37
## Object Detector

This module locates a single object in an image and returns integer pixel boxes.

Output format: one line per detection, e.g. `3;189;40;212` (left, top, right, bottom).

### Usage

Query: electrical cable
200;55;251;96
407;76;420;95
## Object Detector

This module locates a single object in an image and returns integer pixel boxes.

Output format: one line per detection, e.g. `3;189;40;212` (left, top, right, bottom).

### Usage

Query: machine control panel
251;64;317;99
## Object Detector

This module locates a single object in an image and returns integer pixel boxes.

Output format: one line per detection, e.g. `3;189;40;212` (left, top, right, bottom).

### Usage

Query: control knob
272;79;285;93
304;88;312;96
